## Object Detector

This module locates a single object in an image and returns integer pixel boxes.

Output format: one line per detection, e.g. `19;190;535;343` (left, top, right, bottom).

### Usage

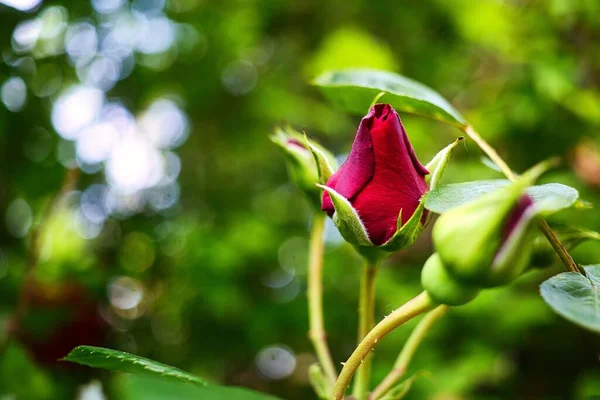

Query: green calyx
271;127;336;208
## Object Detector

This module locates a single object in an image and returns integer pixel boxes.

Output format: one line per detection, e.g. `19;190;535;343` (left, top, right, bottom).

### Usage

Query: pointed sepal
317;185;373;247
425;136;464;191
379;195;427;252
304;131;337;184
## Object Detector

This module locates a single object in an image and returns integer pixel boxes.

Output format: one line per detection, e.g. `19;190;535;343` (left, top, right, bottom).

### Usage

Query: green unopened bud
421;253;479;306
271;127;336;208
432;164;551;287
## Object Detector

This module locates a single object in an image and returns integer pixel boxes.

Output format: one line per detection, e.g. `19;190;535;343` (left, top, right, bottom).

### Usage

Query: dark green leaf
62;346;210;387
425;180;579;214
119;373;282;400
313;69;466;126
540;265;600;333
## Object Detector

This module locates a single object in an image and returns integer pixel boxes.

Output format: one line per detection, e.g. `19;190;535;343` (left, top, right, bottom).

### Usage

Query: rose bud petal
272;127;336;209
322;104;429;246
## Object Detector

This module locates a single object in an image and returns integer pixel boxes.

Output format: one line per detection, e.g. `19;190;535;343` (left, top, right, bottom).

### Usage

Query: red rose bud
321;104;429;248
271;127;336;209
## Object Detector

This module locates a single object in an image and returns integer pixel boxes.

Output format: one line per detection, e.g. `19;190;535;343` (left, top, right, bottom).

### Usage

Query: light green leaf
62;346;210;387
313;69;466;127
318;184;372;246
540;265;600;333
425;180;579;214
528;183;580;213
119;373;281;400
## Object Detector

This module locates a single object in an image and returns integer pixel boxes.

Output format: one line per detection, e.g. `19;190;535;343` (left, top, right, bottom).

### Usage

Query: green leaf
62;346;210;387
119;373;282;400
313;69;466;127
425;180;579;214
528;183;580;213
540;265;600;333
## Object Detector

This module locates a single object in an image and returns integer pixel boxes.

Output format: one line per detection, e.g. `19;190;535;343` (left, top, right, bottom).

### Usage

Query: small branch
308;213;338;388
332;292;435;400
538;220;579;273
463;125;580;273
369;305;448;400
352;260;380;399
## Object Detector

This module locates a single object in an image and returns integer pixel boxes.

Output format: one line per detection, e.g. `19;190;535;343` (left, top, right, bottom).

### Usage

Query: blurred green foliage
0;0;600;399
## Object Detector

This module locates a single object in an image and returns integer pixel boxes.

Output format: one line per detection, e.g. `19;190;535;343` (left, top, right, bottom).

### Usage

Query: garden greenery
61;69;599;400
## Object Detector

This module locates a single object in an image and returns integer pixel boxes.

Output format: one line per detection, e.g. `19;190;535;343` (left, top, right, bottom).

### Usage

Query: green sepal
379;195;427;252
425;136;464;191
318;184;373;247
488;205;538;286
421;253;479;306
303;131;337;184
308;364;331;400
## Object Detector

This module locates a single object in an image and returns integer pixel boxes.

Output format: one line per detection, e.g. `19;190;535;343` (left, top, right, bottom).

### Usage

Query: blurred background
0;0;600;399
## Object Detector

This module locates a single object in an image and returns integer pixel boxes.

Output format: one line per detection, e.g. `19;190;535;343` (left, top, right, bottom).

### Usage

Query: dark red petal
321;108;376;215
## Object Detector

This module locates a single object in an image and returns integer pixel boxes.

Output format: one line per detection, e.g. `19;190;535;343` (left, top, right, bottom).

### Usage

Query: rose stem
463;125;579;274
351;259;380;399
333;291;435;400
369;305;448;400
308;213;338;388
